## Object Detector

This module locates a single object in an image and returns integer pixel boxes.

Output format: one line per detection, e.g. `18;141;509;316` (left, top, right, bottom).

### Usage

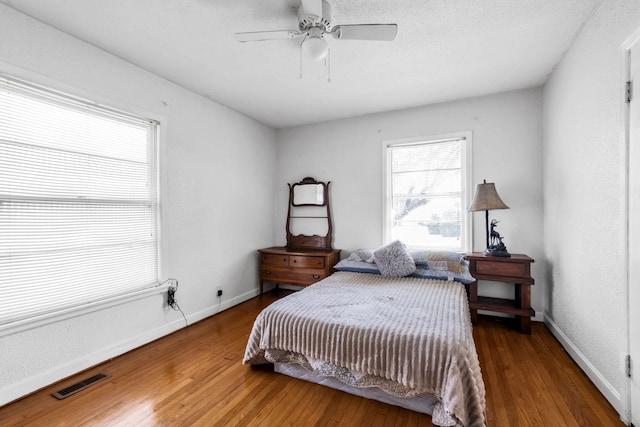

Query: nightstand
466;253;535;334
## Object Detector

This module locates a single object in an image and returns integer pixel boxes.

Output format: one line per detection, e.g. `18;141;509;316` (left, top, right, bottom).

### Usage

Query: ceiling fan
234;0;398;62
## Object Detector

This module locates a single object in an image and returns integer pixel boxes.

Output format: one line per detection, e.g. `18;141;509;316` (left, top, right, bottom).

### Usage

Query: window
383;133;472;252
0;75;159;326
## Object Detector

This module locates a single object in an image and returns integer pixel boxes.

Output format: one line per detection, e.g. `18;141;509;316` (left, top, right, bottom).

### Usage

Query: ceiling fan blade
235;30;304;42
331;24;398;41
300;0;323;19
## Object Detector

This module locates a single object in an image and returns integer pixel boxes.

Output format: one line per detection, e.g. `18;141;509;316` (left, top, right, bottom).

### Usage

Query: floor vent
51;372;111;400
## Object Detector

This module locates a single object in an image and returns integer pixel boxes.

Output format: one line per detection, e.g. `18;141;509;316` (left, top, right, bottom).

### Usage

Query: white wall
543;0;640;415
276;88;544;313
0;5;277;405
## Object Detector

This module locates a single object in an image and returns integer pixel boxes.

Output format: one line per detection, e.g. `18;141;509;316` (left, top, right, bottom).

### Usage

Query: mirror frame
286;177;333;250
291;177;327;206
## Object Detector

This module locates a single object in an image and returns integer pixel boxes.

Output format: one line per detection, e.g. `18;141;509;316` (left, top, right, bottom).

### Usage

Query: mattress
243;271;486;426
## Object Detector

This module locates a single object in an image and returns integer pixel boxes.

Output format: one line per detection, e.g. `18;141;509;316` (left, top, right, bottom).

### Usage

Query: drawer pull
265;270;272;275
313;274;320;279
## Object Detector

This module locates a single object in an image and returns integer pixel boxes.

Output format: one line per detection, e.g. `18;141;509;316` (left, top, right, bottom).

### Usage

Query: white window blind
384;135;471;252
0;76;159;326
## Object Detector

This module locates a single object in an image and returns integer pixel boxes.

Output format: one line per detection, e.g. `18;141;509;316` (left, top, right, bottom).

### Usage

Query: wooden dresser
258;246;341;295
259;177;340;295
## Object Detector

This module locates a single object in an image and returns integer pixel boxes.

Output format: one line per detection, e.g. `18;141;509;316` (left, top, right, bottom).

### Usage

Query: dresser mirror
286;177;333;249
292;181;325;206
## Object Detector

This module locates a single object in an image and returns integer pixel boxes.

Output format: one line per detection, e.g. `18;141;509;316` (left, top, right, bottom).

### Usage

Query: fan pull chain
299;36;306;79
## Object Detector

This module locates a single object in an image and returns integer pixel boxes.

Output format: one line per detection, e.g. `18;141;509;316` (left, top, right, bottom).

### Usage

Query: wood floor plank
0;291;625;426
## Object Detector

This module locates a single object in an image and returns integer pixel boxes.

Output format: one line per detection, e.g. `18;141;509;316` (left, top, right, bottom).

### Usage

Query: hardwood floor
0;291;624;426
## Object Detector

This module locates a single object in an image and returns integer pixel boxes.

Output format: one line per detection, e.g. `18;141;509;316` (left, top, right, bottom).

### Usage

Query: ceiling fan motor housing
298;0;332;32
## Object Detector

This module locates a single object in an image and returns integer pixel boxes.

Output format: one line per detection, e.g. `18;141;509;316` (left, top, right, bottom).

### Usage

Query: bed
243;245;486;427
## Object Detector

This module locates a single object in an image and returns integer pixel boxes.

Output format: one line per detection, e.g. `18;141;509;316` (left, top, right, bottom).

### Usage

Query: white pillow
373;240;416;277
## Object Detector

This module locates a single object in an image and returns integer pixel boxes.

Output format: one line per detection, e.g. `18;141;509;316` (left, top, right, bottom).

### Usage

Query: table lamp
467;179;510;257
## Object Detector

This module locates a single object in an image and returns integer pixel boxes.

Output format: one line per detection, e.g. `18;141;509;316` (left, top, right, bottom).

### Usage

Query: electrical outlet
217;287;222;297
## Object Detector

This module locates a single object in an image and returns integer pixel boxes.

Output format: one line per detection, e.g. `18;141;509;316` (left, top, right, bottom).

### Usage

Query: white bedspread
243;271;486;427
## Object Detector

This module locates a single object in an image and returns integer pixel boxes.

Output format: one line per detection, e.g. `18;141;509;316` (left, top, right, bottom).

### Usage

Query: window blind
386;137;468;251
0;76;159;326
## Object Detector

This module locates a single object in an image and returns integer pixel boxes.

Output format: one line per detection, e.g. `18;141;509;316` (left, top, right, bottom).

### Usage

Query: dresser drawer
260;265;327;286
261;254;289;266
289;255;325;268
475;260;526;278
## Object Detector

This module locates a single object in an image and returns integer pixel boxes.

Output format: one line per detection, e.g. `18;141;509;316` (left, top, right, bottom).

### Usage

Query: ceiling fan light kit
234;0;397;76
302;35;329;61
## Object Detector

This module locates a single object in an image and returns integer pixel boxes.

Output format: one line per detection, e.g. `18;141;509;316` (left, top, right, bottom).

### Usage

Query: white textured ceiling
1;0;602;129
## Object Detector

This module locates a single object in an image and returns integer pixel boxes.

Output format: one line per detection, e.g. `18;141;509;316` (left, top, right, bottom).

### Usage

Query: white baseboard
543;314;623;416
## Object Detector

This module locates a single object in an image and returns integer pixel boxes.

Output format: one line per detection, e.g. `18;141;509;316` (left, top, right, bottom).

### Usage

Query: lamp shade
467;181;509;212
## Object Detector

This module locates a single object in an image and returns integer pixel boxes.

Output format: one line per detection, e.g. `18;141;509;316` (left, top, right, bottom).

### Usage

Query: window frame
0;73;164;334
382;131;473;252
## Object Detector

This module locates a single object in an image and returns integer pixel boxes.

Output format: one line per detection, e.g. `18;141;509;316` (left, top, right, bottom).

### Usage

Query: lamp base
483;244;511;257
